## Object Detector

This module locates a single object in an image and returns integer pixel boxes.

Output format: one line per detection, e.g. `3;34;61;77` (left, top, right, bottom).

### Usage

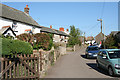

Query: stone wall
33;44;65;78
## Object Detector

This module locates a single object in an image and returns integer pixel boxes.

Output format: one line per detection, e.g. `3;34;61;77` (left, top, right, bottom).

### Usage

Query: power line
101;0;105;19
85;22;100;37
85;22;100;32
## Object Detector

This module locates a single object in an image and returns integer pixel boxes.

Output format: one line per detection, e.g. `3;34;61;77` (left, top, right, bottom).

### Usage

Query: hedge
1;38;33;55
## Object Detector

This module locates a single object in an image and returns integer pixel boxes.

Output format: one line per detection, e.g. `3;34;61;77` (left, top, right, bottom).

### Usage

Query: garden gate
0;54;40;80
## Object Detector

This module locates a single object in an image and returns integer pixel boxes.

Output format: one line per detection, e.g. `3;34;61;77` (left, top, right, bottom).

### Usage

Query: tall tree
68;25;82;46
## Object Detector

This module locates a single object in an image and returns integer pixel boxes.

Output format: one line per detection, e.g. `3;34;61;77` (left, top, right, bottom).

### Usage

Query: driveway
45;46;119;78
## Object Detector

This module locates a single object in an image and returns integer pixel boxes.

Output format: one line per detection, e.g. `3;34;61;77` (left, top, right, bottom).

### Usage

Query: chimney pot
67;29;69;31
50;25;52;28
24;5;29;14
59;27;64;31
26;5;28;8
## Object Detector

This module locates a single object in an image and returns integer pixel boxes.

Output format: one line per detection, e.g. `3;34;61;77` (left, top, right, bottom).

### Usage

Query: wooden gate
1;54;40;80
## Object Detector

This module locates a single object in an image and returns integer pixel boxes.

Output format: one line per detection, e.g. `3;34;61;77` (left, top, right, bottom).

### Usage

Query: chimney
24;5;29;14
66;29;69;32
59;27;64;32
50;25;52;28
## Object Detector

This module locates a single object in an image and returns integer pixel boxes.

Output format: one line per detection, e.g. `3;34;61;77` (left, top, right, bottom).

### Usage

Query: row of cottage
0;4;69;43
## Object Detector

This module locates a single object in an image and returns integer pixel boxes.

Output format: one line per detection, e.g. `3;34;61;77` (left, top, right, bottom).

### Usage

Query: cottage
0;26;16;38
41;25;69;43
85;36;95;45
0;4;42;36
95;32;106;44
0;3;69;42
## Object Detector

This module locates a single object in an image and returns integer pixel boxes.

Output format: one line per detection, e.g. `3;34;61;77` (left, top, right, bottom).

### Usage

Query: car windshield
108;51;120;59
88;47;99;51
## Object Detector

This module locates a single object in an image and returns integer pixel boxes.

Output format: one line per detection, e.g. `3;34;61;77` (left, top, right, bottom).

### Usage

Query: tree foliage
16;33;53;50
103;33;119;49
68;25;82;47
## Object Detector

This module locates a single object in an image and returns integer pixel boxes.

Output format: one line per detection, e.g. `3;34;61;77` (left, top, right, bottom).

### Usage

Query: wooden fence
0;54;39;80
0;47;61;79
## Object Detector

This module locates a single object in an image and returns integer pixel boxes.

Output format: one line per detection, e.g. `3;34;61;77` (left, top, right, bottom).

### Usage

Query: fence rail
1;46;62;79
1;54;39;80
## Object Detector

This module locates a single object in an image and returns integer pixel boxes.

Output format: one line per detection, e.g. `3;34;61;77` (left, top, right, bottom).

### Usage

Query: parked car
96;49;120;76
85;46;99;58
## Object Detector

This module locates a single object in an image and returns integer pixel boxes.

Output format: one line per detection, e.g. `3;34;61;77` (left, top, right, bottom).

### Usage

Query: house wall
33;27;41;34
0;18;41;36
53;34;61;42
53;34;68;43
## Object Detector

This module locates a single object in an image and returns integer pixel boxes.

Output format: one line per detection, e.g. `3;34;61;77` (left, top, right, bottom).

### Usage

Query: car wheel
108;67;114;76
96;61;100;68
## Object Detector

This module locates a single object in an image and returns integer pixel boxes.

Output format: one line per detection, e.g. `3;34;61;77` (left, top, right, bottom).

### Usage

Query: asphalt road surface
45;46;119;78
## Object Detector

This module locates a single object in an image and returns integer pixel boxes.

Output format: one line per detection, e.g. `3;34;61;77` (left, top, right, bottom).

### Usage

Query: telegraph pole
97;19;105;49
83;32;85;45
97;19;102;33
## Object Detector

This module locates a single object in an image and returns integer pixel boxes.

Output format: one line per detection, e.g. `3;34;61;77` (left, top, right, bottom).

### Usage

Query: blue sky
2;2;118;37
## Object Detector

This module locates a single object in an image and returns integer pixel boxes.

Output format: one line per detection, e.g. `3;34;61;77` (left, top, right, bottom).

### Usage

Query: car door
101;51;109;69
97;51;103;67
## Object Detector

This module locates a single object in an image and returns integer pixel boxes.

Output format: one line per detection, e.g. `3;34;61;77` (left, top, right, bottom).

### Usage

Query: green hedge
1;38;33;55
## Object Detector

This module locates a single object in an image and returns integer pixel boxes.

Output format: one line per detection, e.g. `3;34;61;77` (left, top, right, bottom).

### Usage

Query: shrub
1;38;33;55
16;33;34;44
33;33;53;50
16;33;53;51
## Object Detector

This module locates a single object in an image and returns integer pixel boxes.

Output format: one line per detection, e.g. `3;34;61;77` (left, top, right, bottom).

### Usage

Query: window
101;51;107;57
88;47;99;51
98;51;102;56
108;51;120;59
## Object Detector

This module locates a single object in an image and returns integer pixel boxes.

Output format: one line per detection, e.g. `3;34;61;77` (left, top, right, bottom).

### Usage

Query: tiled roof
0;3;40;27
0;27;9;34
41;26;69;36
40;27;57;34
95;32;106;44
0;27;16;36
86;36;94;41
2;25;11;28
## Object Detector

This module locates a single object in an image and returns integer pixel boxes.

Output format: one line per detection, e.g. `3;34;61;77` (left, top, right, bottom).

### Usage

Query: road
45;46;116;78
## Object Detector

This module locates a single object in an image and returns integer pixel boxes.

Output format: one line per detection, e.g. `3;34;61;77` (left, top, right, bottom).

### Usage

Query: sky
1;2;118;37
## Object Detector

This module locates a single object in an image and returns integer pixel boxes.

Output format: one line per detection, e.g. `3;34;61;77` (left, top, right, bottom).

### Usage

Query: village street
45;46;113;78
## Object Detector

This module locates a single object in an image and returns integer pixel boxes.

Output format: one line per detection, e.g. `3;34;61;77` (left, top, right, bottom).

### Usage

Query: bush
16;33;33;44
1;38;33;55
16;33;53;51
33;33;53;51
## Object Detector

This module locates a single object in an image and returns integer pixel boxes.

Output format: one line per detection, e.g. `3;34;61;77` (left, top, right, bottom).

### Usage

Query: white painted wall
53;34;60;42
53;34;68;43
33;27;41;34
0;18;41;36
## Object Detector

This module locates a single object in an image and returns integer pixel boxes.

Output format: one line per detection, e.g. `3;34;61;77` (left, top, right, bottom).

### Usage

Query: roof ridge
1;3;24;14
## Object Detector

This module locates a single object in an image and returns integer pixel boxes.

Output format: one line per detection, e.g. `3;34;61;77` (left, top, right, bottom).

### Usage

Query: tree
68;25;82;47
103;34;118;49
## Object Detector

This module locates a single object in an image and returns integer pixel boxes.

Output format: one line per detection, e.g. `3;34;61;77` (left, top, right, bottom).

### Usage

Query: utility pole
97;19;102;33
97;19;105;49
83;32;85;45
